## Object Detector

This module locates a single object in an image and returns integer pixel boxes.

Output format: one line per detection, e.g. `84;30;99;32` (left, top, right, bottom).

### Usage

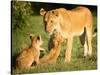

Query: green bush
12;1;32;30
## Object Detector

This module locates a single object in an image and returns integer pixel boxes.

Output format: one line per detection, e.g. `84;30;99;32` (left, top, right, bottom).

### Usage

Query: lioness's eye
51;20;53;23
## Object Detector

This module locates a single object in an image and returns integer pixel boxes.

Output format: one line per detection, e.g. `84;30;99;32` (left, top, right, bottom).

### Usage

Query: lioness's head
40;8;60;35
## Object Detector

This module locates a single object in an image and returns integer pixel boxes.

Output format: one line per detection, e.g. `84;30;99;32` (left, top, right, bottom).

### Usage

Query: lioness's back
57;6;92;36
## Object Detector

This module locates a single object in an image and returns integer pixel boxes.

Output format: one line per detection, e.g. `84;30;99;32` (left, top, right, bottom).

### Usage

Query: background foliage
12;1;32;30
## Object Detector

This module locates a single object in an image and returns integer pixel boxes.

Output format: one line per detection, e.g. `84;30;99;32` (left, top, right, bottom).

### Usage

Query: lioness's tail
93;28;97;38
92;33;97;38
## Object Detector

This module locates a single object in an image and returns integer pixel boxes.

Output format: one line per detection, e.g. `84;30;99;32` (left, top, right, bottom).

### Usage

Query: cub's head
29;34;44;51
48;31;63;50
52;31;63;46
40;8;60;35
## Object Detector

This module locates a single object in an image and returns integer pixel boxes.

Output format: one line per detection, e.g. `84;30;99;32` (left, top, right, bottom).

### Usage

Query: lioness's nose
45;28;50;33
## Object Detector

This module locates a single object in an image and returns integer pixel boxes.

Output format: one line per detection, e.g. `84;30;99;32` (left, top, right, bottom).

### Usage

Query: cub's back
16;48;35;69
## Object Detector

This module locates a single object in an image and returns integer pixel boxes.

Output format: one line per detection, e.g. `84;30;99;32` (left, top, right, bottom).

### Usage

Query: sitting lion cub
16;34;45;69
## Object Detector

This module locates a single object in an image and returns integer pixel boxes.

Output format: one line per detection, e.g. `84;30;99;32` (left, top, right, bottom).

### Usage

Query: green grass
12;14;97;74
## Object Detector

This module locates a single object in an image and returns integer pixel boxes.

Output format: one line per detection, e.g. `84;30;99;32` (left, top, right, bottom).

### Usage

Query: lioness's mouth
49;29;57;35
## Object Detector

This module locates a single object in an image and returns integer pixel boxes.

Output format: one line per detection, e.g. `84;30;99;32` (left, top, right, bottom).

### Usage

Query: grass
12;13;97;74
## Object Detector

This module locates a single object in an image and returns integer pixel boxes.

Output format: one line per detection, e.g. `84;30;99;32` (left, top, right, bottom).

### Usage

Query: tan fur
16;34;44;69
40;31;63;64
40;6;93;63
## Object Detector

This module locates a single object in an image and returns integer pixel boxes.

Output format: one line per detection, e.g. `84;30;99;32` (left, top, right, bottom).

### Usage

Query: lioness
16;34;44;69
40;6;93;63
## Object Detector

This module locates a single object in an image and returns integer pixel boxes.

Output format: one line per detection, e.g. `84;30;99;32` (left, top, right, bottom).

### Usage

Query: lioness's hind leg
86;28;92;56
83;38;88;57
79;28;88;57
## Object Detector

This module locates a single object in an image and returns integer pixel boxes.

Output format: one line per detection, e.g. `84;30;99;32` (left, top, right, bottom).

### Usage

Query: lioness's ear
40;8;46;16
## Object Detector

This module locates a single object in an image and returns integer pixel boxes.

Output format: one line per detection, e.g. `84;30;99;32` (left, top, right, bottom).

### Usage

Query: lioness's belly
61;17;85;37
71;20;85;36
60;27;84;38
68;10;86;36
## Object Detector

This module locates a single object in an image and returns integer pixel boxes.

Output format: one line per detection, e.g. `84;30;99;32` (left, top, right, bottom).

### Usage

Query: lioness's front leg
64;37;73;63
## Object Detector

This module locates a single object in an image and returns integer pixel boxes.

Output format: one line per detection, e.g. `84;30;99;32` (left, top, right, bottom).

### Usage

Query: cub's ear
40;8;46;16
30;35;32;39
29;33;34;39
37;35;41;40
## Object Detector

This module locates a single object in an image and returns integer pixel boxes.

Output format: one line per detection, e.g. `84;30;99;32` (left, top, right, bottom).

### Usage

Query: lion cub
40;31;63;64
16;34;44;69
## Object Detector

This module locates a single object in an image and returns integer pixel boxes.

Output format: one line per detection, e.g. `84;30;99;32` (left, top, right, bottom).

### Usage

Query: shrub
12;1;32;30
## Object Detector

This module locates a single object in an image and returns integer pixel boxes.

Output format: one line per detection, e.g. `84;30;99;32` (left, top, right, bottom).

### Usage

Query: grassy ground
12;13;97;74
